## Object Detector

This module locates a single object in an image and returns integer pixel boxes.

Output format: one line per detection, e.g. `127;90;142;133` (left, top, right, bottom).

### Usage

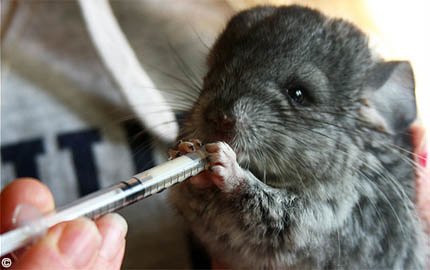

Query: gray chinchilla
170;5;428;269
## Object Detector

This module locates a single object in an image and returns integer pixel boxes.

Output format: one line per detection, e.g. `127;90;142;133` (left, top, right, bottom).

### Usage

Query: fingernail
12;204;46;244
8;204;45;259
58;219;101;267
99;214;128;260
12;203;43;227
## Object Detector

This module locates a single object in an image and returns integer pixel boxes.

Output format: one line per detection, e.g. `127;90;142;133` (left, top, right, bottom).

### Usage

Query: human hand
0;178;127;269
411;123;430;233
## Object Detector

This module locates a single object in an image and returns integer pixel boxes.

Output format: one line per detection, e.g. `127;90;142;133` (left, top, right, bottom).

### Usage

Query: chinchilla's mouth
204;133;235;145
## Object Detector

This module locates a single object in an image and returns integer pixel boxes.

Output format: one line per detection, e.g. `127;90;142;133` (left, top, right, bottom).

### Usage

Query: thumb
13;218;102;269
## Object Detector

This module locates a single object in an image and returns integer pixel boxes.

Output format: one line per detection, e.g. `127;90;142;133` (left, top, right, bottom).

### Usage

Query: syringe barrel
0;150;208;257
51;149;207;222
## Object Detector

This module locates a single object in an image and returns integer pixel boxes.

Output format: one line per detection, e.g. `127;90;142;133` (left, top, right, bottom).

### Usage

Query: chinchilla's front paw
205;142;245;192
168;139;202;160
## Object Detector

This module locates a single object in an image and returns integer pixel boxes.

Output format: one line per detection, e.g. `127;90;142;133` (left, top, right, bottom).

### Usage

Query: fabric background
1;0;232;268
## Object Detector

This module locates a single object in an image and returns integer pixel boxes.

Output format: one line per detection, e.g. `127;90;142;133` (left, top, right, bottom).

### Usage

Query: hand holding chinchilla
169;5;428;269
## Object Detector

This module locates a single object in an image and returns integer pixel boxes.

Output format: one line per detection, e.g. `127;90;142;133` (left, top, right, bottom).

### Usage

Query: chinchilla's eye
286;86;306;105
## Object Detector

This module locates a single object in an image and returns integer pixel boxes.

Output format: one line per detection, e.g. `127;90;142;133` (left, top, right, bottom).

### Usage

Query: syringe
0;150;208;257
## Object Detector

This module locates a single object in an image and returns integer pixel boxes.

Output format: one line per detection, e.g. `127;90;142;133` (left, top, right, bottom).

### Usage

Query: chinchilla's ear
208;6;276;66
360;61;416;134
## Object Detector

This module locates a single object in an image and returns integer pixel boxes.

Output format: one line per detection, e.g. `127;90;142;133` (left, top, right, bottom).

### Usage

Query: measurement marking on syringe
0;151;208;257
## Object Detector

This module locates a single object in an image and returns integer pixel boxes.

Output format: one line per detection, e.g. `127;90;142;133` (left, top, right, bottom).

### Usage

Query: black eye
286;87;305;105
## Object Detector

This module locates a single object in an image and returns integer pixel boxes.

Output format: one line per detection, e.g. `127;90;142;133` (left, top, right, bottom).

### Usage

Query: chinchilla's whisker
286;124;413;213
308;130;414;231
124;103;191;112
177;130;199;143
302;114;424;174
127;135;170;166
167;42;203;95
127;100;193;110
289;155;309;190
364;161;416;219
159;90;199;104
357;171;408;238
190;26;212;52
295;118;426;174
146;63;201;96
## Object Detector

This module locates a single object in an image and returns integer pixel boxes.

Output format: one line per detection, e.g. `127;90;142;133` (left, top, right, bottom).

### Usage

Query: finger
416;170;430;233
13;218;102;269
178;141;196;153
205;142;220;153
410;122;427;166
110;240;126;270
409;121;426;154
168;149;182;160
189;171;216;189
410;123;430;232
1;178;55;233
190;139;202;149
92;213;128;269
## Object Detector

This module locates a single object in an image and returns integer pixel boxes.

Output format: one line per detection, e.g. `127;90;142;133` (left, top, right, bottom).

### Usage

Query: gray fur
169;5;427;269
